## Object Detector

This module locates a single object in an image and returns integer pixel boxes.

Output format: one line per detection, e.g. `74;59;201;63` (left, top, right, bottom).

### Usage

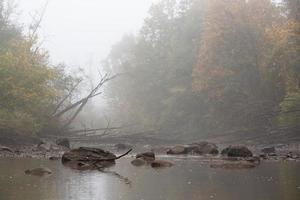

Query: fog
1;0;299;143
18;0;159;68
1;1;300;199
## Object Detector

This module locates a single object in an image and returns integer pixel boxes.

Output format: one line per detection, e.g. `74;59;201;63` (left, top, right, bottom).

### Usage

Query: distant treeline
103;0;300;138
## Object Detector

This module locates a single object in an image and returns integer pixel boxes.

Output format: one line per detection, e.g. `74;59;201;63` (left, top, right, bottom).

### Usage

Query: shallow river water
0;157;300;200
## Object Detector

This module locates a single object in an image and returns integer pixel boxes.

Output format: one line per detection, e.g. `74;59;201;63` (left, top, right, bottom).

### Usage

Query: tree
103;0;207;136
193;0;300;134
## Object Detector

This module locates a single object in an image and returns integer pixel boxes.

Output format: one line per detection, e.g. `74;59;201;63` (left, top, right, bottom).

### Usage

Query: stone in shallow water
221;145;253;157
115;143;132;151
131;158;146;166
261;147;276;154
210;160;256;169
151;160;174;168
0;145;14;153
136;152;155;161
186;142;219;155
62;147;117;170
166;145;187;155
25;168;52;176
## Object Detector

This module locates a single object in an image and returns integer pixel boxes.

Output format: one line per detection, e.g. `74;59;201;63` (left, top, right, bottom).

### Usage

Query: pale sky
17;0;159;71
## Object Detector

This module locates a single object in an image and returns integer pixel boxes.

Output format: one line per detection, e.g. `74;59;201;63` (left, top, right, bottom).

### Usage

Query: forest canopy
103;0;300;140
0;0;78;135
0;0;299;141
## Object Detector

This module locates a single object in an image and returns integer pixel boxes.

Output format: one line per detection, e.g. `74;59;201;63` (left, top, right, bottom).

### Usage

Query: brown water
0;157;299;200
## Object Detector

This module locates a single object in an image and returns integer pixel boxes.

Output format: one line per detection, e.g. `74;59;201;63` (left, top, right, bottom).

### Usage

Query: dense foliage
104;0;300;139
0;1;75;135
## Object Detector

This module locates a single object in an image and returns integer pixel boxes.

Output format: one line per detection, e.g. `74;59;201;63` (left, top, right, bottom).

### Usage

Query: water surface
0;157;299;200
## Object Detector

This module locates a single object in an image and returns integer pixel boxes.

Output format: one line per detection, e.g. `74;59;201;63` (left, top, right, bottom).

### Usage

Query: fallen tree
45;73;120;136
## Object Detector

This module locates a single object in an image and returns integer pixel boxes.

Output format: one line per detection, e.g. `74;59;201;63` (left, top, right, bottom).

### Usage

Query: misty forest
0;0;300;200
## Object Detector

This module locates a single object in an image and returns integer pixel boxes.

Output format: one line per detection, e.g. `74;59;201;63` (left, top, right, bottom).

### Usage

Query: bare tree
50;73;119;134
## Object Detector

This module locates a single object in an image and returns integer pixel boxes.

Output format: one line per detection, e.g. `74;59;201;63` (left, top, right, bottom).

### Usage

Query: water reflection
0;158;299;200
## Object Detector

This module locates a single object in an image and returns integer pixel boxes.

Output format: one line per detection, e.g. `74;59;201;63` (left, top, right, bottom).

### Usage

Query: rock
151;146;170;154
221;145;253;157
0;145;14;153
62;147;117;170
56;138;70;149
136;152;155;161
166;142;218;155
186;142;219;155
166;145;187;155
25;168;52;176
245;156;260;164
268;153;277;157
115;143;132;151
49;156;60;161
131;158;146;166
261;146;276;154
210;160;256;169
36;142;51;152
151;160;174;168
259;154;267;159
33;142;65;153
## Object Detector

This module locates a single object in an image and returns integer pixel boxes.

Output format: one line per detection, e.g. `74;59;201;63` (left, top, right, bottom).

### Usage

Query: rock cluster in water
166;142;218;155
131;151;173;168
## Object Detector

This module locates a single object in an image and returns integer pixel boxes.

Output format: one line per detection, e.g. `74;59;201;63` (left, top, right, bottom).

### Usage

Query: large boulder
62;147;117;170
136;152;155;161
56;138;70;149
221;145;253;157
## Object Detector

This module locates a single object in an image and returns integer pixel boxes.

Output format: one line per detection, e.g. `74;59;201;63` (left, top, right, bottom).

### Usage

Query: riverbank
1;139;300;163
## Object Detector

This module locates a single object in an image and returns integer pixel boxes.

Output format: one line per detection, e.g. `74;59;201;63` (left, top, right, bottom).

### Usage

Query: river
0;157;299;200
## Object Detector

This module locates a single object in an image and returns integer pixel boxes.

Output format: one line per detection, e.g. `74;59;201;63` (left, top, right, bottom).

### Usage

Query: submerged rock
136;152;155;161
151;160;174;168
131;158;146;166
221;145;253;157
115;143;132;151
25;168;52;176
210;160;256;169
